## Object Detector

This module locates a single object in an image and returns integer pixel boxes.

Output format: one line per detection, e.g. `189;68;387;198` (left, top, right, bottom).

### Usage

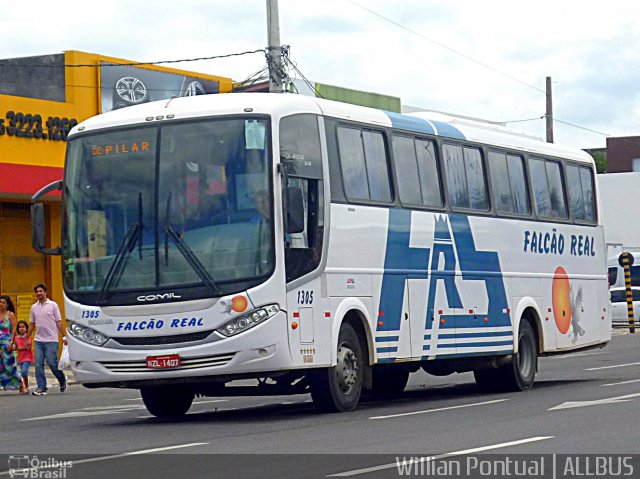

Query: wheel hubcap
336;344;358;394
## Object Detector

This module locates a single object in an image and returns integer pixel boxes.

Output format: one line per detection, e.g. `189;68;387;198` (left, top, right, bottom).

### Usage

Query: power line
345;0;545;94
281;49;325;99
552;117;610;137
343;2;628;142
1;49;266;68
503;114;612;138
502;115;545;124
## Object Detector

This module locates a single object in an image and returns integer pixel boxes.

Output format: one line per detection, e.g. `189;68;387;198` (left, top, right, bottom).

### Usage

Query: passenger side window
566;164;596;223
528;158;567;219
443;144;488;210
392;135;442;208
337;127;392;202
488;151;530;215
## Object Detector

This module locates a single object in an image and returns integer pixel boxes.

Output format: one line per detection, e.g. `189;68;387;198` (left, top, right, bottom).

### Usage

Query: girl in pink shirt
12;320;34;395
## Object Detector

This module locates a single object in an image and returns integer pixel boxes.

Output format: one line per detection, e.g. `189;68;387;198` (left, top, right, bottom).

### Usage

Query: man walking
27;283;67;396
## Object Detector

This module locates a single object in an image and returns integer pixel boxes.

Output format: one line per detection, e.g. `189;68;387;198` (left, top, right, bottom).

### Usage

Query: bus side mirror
286;186;305;234
31;180;63;255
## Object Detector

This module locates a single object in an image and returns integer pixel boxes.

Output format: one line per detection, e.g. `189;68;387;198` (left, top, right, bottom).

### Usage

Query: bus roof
73;93;593;164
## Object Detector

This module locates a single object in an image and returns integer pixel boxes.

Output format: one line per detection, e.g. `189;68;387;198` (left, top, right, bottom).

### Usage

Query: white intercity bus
32;93;611;417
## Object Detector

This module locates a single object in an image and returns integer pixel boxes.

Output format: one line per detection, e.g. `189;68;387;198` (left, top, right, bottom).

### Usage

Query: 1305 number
297;290;314;305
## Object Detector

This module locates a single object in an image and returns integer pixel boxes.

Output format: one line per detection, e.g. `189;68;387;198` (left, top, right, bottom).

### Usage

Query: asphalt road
1;328;638;479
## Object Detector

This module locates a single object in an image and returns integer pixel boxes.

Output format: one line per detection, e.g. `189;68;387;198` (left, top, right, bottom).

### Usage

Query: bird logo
570;284;586;343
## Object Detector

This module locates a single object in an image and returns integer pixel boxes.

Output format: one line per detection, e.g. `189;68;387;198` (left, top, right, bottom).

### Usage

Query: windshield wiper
98;193;144;302
98;223;141;302
165;225;221;295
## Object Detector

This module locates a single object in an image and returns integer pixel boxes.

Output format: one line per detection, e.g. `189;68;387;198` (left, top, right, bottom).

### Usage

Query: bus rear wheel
310;323;363;412
474;319;538;393
141;385;194;418
503;319;538;391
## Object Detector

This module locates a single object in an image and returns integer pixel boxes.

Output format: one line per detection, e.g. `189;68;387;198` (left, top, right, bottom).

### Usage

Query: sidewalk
25;368;76;389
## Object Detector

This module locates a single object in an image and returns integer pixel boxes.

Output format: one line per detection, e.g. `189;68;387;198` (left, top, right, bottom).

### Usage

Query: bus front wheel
141;385;194;418
310;323;363;412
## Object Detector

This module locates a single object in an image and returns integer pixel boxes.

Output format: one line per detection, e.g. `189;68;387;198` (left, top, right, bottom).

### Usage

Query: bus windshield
63;117;273;305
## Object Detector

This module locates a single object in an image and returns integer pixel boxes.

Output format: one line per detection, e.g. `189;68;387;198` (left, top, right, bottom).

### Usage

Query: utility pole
267;0;285;93
546;76;554;143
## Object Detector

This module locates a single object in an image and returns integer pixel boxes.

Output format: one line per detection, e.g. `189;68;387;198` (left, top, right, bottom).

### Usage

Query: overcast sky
2;0;638;149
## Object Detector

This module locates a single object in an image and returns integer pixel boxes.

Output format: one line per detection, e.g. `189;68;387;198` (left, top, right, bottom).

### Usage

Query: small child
12;321;34;395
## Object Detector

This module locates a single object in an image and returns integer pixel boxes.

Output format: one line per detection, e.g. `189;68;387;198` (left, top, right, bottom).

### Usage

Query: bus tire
141;385;194;418
310;323;363;412
503;319;538;391
474;320;538;392
370;365;410;396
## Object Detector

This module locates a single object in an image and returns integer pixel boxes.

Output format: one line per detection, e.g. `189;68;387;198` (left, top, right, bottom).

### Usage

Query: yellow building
0;50;232;320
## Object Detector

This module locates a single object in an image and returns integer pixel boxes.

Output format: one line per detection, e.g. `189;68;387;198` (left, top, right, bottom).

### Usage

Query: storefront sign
0;110;78;141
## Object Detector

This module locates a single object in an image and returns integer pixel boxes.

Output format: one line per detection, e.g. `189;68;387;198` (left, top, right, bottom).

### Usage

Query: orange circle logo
552;266;572;334
231;295;248;313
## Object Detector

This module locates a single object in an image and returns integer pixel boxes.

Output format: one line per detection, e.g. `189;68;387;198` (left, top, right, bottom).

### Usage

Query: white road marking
549;392;640;411
556;351;605;359
0;443;209;476
327;436;554;477
23;399;228;421
21;410;129;421
369;399;509;420
602;378;640;387
81;405;146;411
192;399;228;405
586;362;640;371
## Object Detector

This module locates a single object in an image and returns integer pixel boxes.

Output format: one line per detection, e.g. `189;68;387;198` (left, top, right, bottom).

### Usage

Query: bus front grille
110;330;215;346
99;353;236;373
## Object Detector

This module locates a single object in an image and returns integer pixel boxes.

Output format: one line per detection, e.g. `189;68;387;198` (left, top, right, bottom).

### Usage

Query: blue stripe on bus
376;347;398;353
438;332;513;339
436;341;514;348
430;120;465;139
378;358;396;363
424;349;511;360
377;208;430;332
384;111;436;135
377;212;511;335
375;336;400;342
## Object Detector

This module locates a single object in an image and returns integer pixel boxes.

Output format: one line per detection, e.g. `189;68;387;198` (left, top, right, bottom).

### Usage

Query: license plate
146;354;181;369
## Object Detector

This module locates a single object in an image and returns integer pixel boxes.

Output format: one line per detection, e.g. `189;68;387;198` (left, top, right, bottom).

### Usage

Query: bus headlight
216;304;280;337
68;322;109;346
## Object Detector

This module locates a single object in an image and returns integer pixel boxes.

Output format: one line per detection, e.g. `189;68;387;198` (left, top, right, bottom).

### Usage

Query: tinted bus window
566;164;596;223
363;131;392;202
337;127;369;200
529;158;568;219
393;136;441;207
338;127;391;202
489;151;530;215
443;144;488;210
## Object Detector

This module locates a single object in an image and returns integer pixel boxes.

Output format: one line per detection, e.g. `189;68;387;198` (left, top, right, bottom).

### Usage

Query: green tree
591;151;607;173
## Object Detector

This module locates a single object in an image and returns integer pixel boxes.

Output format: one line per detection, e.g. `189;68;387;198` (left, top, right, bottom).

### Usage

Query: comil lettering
137;292;182;302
